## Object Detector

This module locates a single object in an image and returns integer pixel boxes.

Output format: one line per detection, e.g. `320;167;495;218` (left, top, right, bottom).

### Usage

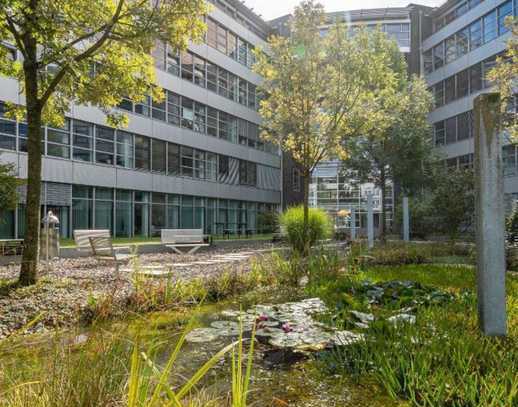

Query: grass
308;242;518;406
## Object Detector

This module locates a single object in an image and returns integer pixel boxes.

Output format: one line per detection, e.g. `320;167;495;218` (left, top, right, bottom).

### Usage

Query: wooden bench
73;230;114;254
161;229;210;254
89;236;137;273
0;239;24;256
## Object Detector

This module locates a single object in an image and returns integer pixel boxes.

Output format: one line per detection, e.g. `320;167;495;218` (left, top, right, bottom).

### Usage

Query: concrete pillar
474;93;507;337
367;192;374;249
403;197;410;242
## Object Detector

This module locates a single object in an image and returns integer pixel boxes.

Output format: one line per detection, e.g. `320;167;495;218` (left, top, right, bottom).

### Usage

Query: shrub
279;206;332;253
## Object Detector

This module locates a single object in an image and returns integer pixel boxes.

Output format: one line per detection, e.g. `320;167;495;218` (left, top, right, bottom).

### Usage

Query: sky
242;0;444;21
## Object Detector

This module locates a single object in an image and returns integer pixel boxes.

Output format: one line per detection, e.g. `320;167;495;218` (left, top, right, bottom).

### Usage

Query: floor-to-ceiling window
151;193;166;236
94;188;113;232
0;210;15;239
134;191;149;237
181;196;194;228
72;185;93;231
194;197;204;229
167;195;180;229
115;190;132;237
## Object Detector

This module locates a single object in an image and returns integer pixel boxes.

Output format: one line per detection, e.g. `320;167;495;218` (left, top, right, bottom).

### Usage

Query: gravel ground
0;242;279;340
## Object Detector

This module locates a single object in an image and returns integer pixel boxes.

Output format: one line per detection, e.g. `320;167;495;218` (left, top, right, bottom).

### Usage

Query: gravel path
0;243;278;340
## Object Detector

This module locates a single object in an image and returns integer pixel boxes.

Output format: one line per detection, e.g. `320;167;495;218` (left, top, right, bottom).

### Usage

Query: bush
279;206;332;253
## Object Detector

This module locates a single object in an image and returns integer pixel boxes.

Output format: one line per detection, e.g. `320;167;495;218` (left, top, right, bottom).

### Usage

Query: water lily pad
185;328;220;343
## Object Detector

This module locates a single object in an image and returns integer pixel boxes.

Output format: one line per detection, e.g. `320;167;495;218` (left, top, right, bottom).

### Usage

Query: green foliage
0;161;21;213
311;262;518;406
257;211;277;234
506;203;518;244
279;206;332;253
0;0;209;127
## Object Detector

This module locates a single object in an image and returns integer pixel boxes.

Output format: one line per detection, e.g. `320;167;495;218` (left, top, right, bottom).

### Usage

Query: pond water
0;292;398;406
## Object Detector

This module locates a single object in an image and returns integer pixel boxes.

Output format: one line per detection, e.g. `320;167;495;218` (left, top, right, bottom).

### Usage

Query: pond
0;290;397;406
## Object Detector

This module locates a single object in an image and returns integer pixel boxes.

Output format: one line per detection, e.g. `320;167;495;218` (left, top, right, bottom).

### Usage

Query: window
228;73;238;101
239;78;247;105
483;10;497;43
194;55;206;87
152;97;166;121
206;152;217;181
116;131;133;168
72;120;93;161
469;19;482;50
227;31;237;58
433;43;444;70
423;50;433;74
470;62;483;93
219;111;229;140
248;84;256;110
166;48;180;76
194;150;205;179
153;41;166;70
151;139;166;173
239;160;257;186
228;116;238;144
95;126;114;165
207;19;217;49
219;155;229;180
482;56;497;87
94;187;113;231
456;27;469;57
207;107;218;137
207;62;217;92
445;116;457;144
0;104;17;151
167;143;180;175
434;121;445;146
194;103;206;133
181;146;194;177
456;69;469;98
238;119;247;145
135;95;151;117
497;1;512;35
181;51;193;82
445;76;456;104
167;92;181;126
503;145;517;176
135;135;150;170
218;67;229;98
46;121;71;159
238;38;247;65
434;82;444;108
217;24;227;54
445;36;456;64
457;111;472;140
181;97;194;130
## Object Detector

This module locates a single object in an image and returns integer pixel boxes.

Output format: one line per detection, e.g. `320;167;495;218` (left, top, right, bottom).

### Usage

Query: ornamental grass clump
279;206;332;254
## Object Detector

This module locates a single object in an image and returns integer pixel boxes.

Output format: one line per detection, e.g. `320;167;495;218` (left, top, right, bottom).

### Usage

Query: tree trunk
19;43;42;286
302;169;310;257
379;168;386;243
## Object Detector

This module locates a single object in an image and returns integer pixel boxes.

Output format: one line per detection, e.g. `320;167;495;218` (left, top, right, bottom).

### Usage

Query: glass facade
0;182;276;239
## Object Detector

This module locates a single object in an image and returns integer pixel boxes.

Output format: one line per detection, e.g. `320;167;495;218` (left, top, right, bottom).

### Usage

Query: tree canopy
0;0;209;285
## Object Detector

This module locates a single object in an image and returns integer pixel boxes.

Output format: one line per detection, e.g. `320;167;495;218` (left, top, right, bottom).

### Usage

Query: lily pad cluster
185;298;363;351
358;280;453;307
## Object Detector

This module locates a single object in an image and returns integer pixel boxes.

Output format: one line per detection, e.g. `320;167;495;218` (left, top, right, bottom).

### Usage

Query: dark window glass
469;19;482;50
152;97;166;121
470;62;483;92
219;155;229;178
151;139;166;173
483;10;497;43
445;116;457;144
167;143;180;176
456;69;469;98
219;111;229;140
456;28;469;57
434;122;445;146
423;50;433;74
95;126;114;164
181;51;193;82
167;48;180;76
207;107;218;137
207;62;217;92
135;135;150;170
434;82;444;108
116;131;133;168
181;146;193;177
194;55;206;87
457;111;471;140
498;1;512;35
194;103;206;134
218;67;228;98
445;76;456;104
433;43;444;69
167;92;181;126
445;36;456;64
181;97;194;130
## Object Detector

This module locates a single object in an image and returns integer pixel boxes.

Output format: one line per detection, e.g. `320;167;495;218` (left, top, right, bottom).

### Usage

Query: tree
342;56;434;241
487;17;517;139
254;0;402;255
0;0;208;285
0;160;20;214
